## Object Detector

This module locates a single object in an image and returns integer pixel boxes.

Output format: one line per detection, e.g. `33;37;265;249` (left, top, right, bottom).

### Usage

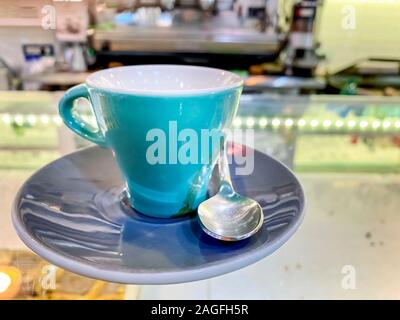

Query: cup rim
85;64;243;96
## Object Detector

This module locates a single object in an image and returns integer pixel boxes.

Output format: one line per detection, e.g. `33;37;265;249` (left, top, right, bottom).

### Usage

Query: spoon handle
218;138;233;188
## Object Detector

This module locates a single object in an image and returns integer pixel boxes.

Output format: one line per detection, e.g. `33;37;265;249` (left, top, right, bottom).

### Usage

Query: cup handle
59;84;107;148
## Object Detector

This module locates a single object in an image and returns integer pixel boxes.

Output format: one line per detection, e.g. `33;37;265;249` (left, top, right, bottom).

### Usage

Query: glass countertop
0;91;399;299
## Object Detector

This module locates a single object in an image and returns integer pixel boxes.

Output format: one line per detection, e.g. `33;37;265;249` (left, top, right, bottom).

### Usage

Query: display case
1;91;400;299
1;92;399;171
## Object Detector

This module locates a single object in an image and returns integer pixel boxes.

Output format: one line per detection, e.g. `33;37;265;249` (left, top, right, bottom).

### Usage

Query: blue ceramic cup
59;65;243;218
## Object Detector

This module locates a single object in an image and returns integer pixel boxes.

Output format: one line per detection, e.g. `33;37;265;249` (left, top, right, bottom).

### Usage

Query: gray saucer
12;145;305;284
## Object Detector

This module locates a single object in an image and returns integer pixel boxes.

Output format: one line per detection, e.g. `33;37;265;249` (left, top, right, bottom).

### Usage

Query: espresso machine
91;0;278;68
0;0;324;92
282;0;322;77
90;0;324;86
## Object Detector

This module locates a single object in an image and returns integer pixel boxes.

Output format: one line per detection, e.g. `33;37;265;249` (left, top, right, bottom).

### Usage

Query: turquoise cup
59;65;243;218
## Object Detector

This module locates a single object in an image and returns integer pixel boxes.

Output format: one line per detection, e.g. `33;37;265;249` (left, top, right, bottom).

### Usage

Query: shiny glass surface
1;91;399;299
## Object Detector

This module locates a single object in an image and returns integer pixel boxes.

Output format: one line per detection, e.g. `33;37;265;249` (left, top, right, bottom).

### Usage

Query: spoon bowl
198;143;264;241
198;181;264;241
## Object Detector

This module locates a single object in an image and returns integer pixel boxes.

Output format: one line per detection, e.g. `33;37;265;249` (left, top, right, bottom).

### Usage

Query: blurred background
0;0;399;300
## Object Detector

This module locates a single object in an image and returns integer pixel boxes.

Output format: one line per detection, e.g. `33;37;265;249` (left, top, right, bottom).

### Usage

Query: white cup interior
86;65;243;96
